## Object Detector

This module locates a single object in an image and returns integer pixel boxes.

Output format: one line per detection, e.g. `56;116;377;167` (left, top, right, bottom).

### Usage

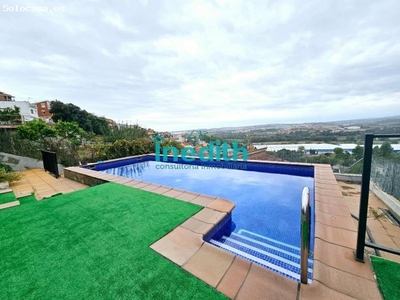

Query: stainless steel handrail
300;187;311;284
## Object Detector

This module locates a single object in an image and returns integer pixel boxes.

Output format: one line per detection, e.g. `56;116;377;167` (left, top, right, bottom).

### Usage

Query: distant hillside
174;115;400;134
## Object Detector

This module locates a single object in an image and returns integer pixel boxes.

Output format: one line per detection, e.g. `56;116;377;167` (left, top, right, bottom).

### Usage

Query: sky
1;0;399;131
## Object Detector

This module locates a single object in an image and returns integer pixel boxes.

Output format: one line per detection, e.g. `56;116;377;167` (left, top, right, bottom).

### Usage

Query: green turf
0;183;227;300
18;194;37;205
371;256;400;300
0;191;16;204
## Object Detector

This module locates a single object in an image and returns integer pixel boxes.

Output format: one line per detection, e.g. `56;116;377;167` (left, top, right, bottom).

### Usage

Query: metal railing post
300;187;310;284
355;134;374;262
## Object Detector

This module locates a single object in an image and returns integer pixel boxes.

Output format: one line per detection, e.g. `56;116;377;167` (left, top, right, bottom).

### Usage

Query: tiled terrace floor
9;168;88;199
339;181;400;263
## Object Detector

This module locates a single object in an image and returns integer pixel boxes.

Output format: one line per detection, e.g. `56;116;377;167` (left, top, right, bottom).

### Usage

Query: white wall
0;101;38;122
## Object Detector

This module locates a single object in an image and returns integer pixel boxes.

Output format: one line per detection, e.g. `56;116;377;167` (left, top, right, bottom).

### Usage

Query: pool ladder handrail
300;187;311;284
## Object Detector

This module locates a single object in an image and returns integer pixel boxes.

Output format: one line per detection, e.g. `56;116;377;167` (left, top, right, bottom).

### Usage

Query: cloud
0;0;399;131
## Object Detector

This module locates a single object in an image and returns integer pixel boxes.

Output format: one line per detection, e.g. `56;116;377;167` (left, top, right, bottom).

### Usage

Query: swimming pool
94;156;315;282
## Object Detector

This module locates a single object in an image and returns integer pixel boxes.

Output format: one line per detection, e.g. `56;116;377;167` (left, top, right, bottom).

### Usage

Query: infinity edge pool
64;154;374;299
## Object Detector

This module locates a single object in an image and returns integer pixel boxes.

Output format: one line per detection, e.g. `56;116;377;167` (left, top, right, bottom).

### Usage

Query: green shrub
0;163;12;173
0;168;23;183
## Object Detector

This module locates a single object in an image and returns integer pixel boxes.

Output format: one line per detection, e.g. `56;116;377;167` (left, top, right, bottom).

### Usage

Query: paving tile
118;178;138;184
316;211;356;231
101;175;118;181
151;186;172;195
180;218;214;235
36;189;57;195
315;188;343;198
315;222;357;249
15;191;33;198
316;202;351;217
132;182;151;188
57;189;74;194
32;184;51;189
0;188;13;195
314;238;375;280
183;243;235;287
163;188;185;198
344;204;359;212
236;263;298;300
140;183;161;192
216;256;251;299
113;179;134;185
315;193;346;205
372;233;397;245
150;226;203;266
300;280;357;300
315;166;335;172
111;177;131;184
315;182;341;191
174;191;200;202
124;180;143;187
38;192;59;199
89;172;108;178
385;227;400;239
381;252;400;263
190;195;215;207
313;260;381;300
315;178;340;185
192;208;227;225
315;171;336;178
393;236;400;247
0;200;20;210
207;198;235;213
342;197;360;204
13;186;33;193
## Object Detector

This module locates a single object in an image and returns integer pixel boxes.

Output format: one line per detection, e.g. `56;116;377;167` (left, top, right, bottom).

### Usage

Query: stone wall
0;152;64;173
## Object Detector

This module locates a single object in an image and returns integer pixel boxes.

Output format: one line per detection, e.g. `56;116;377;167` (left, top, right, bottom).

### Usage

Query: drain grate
378;208;400;226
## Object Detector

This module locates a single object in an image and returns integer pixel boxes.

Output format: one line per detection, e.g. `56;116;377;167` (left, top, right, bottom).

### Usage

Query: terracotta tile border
64;161;381;300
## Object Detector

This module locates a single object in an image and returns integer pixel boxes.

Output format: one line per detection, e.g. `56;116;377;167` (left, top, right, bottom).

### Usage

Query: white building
0;101;39;123
253;143;339;154
253;143;400;154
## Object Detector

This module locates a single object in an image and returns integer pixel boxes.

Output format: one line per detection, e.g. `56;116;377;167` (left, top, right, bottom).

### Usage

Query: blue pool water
98;157;315;282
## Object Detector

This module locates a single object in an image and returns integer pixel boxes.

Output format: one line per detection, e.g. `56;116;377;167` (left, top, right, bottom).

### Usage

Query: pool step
209;230;313;282
238;229;301;254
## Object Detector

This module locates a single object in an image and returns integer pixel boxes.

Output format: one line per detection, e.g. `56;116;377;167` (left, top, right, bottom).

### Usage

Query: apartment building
0;91;15;101
36;101;53;122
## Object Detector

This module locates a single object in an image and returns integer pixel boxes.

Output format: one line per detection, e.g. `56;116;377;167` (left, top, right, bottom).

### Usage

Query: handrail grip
300;187;310;284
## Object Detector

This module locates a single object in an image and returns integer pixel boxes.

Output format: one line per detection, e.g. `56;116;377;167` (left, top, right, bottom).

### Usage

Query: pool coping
64;160;381;300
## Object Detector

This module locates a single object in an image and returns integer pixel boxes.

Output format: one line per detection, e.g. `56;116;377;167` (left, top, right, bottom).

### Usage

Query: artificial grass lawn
0;183;227;300
0;191;16;204
18;193;37;205
371;256;400;300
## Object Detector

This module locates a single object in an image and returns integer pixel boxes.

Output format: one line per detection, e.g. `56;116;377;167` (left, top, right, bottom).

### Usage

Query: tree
333;147;344;158
106;138;154;159
50;100;110;135
17;119;56;149
352;145;364;160
379;142;393;158
297;146;305;154
17;119;84;151
103;124;148;143
373;145;380;156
